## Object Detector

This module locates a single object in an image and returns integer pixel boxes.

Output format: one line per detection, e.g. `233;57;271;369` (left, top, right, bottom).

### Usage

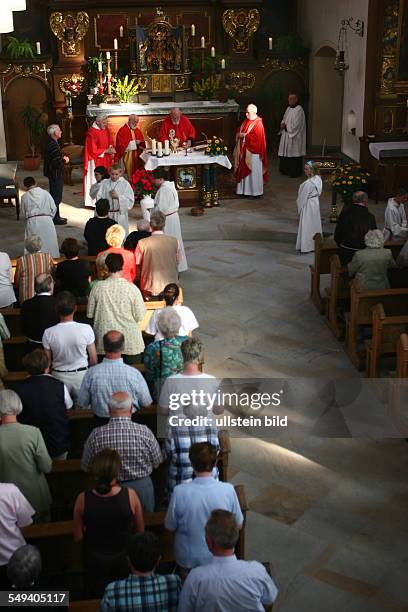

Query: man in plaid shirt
81;392;162;511
101;532;181;611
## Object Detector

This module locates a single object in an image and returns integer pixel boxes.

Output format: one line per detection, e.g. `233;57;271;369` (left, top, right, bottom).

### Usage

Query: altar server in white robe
296;161;322;254
152;168;188;272
97;164;134;235
21;177;60;258
383;188;408;240
278;93;306;178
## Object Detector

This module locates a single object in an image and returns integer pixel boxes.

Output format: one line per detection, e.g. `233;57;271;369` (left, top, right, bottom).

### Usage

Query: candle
164;139;170;155
211;46;215;57
201;36;205;49
268;37;273;50
151;138;157;155
36;41;41;55
157;142;163;157
106;51;111;60
114;38;118;50
98;61;103;72
119;26;124;37
221;58;226;70
191;24;195;36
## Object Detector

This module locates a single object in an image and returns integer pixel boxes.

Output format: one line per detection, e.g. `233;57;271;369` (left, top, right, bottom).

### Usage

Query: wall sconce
334;17;365;73
347;110;356;135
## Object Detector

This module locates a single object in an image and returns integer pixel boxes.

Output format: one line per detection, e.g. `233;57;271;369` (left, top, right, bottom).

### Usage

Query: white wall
298;0;369;161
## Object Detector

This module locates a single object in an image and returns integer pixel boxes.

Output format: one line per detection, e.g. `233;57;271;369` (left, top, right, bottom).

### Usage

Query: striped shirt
14;253;54;304
43;136;64;179
101;574;181;612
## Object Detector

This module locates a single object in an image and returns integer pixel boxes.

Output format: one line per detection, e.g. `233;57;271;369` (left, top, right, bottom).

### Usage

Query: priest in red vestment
158;107;196;144
234;104;268;197
115;114;146;179
83;114;115;207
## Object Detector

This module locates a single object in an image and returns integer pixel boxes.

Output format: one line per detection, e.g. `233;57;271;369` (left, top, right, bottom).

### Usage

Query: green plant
84;54;106;88
21;105;45;156
191;53;230;80
274;33;307;56
192;76;219;100
329;164;370;206
5;36;35;59
111;75;139;102
205;135;228;157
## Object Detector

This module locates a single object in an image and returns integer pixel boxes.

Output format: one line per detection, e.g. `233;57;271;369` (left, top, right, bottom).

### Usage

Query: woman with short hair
55;237;90;302
296;161;323;254
348;229;394;290
73;448;144;597
145;283;199;340
14;236;54;305
97;224;136;283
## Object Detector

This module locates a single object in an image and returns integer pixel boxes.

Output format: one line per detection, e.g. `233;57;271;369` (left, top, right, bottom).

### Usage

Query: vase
140;194;155;221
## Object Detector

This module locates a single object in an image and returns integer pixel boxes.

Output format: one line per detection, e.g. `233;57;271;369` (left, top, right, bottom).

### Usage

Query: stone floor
2;162;408;611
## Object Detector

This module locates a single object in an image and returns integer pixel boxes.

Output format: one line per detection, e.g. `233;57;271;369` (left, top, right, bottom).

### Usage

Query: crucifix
39;63;50;81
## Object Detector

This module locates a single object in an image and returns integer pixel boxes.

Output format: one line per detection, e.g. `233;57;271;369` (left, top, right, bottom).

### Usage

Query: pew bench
345;280;408;369
365;304;408;377
396;333;408;378
309;233;339;314
324;255;350;339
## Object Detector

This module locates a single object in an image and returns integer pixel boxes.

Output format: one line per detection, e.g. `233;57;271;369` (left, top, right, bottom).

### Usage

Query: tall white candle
36;41;41;55
151;139;157;155
191;24;195;36
114;38;118;50
164;139;170;155
211;46;215;57
98;61;103;72
106;51;111;60
268;37;273;50
201;36;205;49
119;26;124;37
157;142;163;157
221;58;226;70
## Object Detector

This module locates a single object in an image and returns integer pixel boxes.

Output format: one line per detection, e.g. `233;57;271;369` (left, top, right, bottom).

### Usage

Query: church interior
0;0;408;610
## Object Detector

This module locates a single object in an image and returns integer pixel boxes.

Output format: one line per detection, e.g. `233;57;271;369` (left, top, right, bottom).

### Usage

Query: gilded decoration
0;63;50;83
227;71;256;93
222;9;260;54
59;73;85;97
137;76;148;91
50;12;90;57
378;0;399;95
135;10;185;73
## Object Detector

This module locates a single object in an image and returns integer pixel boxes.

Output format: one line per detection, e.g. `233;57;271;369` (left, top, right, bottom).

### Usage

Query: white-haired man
234;104;268;197
84;114;116;208
115;114;146;179
43;124;68;225
158;107;196;145
278;93;306;178
21;177;60;257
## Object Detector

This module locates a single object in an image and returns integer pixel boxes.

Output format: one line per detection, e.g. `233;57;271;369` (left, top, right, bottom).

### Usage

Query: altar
360;137;408;199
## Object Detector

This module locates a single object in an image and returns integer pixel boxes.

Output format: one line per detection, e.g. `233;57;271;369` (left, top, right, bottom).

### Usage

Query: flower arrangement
131;168;157;198
329;163;370;206
205;136;228;157
192;76;219;101
111;75;139;103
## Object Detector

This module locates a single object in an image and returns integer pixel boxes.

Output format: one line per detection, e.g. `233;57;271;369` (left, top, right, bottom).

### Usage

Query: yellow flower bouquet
205;135;228;157
329;163;370;206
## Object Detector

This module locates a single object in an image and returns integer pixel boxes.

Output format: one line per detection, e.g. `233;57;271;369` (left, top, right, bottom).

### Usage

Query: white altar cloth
369;141;408;160
141;150;232;170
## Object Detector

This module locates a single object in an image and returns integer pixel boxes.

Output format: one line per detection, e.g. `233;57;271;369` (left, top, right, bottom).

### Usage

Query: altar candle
151;139;157;155
221;58;226;70
98;61;103;72
191;24;195;36
119;26;124;37
268;37;273;50
114;38;118;50
201;36;205;48
157;142;163;157
36;41;41;55
211;46;215;57
164;139;170;155
106;51;111;60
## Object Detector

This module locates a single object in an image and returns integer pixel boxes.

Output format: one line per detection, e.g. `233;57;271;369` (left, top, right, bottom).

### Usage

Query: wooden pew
3;336;28;371
365;304;408;377
309;233;339;314
396;333;408;378
345;280;408;369
69;601;99;611
22;484;248;577
325;255;350;339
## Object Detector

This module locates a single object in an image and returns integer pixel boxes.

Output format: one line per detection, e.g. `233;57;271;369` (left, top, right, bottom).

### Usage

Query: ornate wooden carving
50;11;90;57
222;9;260;54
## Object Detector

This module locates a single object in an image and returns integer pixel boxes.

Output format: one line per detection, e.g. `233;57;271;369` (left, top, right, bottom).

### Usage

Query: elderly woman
296;161;323;254
144;307;189;397
348;229;394;290
14;236;54;304
97;224;136;283
0;252;16;309
0;390;52;523
146;283;199;340
73;448;144;597
55;237;90;302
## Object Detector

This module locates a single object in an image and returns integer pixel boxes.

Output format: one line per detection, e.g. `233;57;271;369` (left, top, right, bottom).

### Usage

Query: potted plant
111;75;139;103
21;105;45;171
329;164;370;207
4;36;35;59
131;168;157;212
192;77;219;101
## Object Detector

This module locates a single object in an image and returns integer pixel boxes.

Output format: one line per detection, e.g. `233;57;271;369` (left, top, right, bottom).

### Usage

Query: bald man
234;104;268;197
115;114;146;180
158;107;196;146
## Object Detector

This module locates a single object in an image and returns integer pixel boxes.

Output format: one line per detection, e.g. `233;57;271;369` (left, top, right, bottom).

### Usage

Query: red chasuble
83;125;114;176
158;114;196;142
115;123;145;177
235;117;268;184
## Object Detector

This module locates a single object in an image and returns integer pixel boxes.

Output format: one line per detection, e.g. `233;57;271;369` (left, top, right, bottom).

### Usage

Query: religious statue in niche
222;9;260;54
50;11;90;57
135;10;184;73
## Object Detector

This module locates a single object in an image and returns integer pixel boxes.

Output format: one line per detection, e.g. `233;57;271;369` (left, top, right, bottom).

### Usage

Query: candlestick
268;37;273;50
164;139;170;155
119;26;124;37
201;36;205;48
211;46;215;57
191;24;195;36
114;38;118;50
98;61;103;72
98;65;103;88
151;138;157;155
106;51;111;60
106;57;112;96
36;41;41;55
114;49;119;74
157;142;163;157
221;58;226;70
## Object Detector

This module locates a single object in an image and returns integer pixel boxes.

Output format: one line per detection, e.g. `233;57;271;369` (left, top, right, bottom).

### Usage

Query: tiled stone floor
2;161;407;610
